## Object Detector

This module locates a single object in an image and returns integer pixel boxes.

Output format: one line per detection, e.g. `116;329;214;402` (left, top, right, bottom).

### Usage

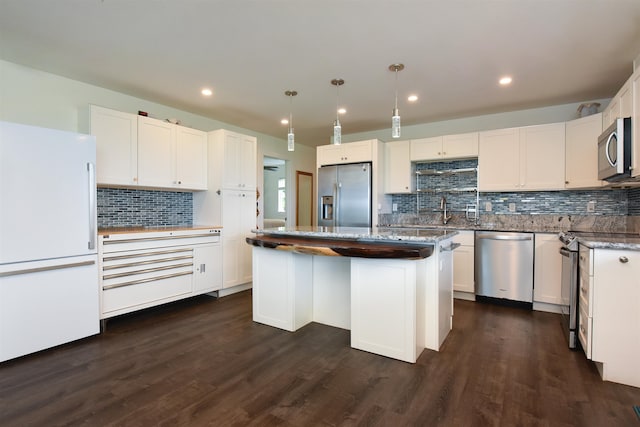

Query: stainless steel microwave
598;117;631;181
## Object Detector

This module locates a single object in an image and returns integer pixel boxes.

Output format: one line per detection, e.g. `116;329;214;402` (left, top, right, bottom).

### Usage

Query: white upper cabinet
137;116;207;191
317;140;373;166
565;113;604;189
90;105;138;186
90;105;207;191
137;116;176;188
410;132;478;161
519;122;566;190
385;140;414;194
478;127;520;191
478;123;565;191
175;126;207;190
208;129;257;190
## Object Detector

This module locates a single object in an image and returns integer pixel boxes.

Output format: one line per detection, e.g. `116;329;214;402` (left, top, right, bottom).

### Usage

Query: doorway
296;171;313;226
263;156;287;228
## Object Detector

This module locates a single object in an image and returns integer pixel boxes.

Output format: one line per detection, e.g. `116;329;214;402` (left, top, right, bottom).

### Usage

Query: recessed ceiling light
201;88;213;96
281;118;289;125
407;94;418;102
499;76;512;85
338;108;346;115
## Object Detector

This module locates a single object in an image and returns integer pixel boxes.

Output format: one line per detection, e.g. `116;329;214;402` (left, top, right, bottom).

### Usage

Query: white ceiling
1;0;639;147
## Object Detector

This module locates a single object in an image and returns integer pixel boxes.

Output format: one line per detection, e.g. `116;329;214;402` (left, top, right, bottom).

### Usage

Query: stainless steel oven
558;232;579;349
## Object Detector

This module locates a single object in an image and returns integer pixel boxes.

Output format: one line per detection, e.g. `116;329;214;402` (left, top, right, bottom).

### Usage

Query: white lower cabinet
579;245;640;388
250;240;454;363
533;233;563;307
193;244;223;292
351;258;421;363
252;247;313;331
452;231;474;294
221;189;255;288
99;229;221;319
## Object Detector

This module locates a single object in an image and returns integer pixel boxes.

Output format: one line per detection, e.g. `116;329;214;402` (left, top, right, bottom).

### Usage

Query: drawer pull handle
103;233;220;244
103;248;192;261
102;255;193;271
103;271;193;290
103;262;193;280
619;256;629;263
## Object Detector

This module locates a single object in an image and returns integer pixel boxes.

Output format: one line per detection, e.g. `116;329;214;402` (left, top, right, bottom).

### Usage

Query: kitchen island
246;226;458;363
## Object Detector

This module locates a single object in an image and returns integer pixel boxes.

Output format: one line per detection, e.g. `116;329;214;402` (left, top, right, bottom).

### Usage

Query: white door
0;122;96;264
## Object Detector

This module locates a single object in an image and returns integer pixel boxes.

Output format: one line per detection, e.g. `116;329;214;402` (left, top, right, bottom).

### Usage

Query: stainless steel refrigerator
317;162;372;227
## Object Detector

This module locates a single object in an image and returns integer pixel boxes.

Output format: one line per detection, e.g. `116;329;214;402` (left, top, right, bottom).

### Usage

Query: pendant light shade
285;90;297;152
389;64;404;138
331;79;344;145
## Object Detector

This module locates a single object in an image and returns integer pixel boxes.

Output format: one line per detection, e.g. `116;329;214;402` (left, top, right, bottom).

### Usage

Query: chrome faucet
440;196;452;225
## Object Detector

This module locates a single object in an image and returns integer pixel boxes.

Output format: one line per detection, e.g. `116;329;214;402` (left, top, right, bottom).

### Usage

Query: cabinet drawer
578;304;592;359
579;245;592;276
578;272;592;317
102;272;193;316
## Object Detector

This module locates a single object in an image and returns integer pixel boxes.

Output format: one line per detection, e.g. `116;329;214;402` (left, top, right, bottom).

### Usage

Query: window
277;178;286;213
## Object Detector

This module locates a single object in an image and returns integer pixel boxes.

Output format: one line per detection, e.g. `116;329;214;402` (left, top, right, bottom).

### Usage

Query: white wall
340;99;610;144
0;59;317;226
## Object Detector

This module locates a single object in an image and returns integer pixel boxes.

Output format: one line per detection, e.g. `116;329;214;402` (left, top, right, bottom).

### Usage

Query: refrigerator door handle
87;162;96;250
0;260;96;278
334;182;339;227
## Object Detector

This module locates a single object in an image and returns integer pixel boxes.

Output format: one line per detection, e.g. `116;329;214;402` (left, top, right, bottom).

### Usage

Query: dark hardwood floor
1;291;639;426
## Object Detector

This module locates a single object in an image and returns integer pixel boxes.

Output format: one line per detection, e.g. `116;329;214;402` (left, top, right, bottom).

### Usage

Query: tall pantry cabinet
193;130;257;290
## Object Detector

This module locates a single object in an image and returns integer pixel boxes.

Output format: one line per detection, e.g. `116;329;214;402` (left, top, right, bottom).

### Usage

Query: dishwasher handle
476;234;532;241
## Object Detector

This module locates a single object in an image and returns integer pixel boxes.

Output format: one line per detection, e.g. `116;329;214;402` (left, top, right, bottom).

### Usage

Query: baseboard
532;301;563;314
218;282;252;297
453;291;476;301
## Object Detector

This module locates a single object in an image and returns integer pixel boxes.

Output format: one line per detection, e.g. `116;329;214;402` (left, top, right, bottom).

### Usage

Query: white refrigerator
0;121;99;362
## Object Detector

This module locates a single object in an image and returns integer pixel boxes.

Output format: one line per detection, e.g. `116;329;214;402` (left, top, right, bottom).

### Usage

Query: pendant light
284;90;297;151
331;78;344;145
389;63;404;138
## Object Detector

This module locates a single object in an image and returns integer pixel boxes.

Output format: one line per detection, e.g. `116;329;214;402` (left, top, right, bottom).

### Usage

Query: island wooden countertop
246;234;435;259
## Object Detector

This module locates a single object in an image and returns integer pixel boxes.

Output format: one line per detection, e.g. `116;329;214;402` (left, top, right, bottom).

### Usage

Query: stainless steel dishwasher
475;231;534;308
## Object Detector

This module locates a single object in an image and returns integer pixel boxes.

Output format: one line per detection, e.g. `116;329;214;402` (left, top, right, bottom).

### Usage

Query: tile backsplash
97;188;192;228
392;159;631;216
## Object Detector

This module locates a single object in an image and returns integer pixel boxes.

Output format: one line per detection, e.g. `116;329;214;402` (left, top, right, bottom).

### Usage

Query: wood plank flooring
1;291;639;426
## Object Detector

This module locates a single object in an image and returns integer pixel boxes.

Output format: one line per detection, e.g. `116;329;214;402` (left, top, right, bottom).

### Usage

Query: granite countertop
573;232;640;251
98;225;222;235
254;226;457;244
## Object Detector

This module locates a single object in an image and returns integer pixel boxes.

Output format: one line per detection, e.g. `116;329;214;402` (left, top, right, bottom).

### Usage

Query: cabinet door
317;140;372;166
533;233;563;305
90;105;138;186
478;128;519;191
442;132;479;159
193;244;222;292
176;126;207;190
239;191;256;284
452;231;474;293
410;137;442;161
520;122;565;191
591;249;640;386
632;70;640;178
565;114;603;189
385;140;413;193
222;190;255;288
238;134;257;190
222;132;257;189
317;144;344;166
137;116;176;188
606;97;620;127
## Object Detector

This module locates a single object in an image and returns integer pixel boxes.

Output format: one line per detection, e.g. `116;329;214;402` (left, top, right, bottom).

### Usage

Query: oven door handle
559;247;573;257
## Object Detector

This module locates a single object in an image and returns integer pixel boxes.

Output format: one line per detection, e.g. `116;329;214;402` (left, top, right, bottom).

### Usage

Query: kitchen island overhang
246;226;458;363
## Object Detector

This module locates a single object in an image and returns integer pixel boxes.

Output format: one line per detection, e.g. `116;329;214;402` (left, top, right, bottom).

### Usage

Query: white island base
251;239;453;363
